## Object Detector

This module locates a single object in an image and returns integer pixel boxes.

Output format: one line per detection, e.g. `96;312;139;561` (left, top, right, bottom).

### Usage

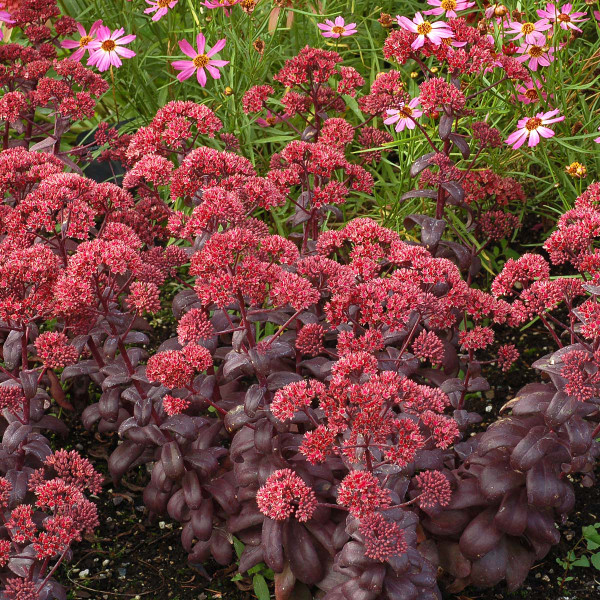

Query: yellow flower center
417;21;433;35
158;0;171;6
101;39;116;52
400;106;413;117
266;116;277;125
528;45;544;57
332;25;345;34
525;89;539;101
525;117;542;131
79;35;92;48
566;162;586;178
558;13;570;22
521;22;535;34
193;54;210;68
441;0;457;10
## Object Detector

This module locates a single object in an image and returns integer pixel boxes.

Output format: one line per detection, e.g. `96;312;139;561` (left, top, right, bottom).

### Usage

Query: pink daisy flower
87;26;136;72
397;12;454;50
506;18;552;44
424;0;475;19
515;33;554;71
204;0;240;7
505;109;564;149
145;0;178;22
515;78;550;104
61;20;103;62
317;16;357;38
256;110;291;127
384;98;423;132
537;3;588;32
171;33;228;87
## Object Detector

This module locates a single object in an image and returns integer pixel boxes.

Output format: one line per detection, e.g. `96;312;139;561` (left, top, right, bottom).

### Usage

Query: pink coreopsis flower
515;33;555;71
256;109;290;127
145;0;178;22
384;97;423;132
61;19;103;61
172;33;228;87
204;0;240;11
317;16;357;38
515;78;550;104
397;12;454;50
506;18;552;44
537;3;588;31
505;109;564;149
424;0;475;19
87;26;136;72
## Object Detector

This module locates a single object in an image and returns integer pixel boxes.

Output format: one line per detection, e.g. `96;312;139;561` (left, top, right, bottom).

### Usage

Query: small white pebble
159;521;166;529
79;569;89;579
102;559;109;567
485;405;492;413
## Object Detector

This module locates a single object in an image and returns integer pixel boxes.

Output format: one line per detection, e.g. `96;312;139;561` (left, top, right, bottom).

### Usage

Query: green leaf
253;574;271;600
571;555;590;568
591;553;600;571
232;536;245;559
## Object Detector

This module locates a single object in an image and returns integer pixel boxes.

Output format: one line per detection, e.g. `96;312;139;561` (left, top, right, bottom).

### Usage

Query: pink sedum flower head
384;97;423;132
87;26;136;72
61;20;103;62
145;0;178;22
172;33;228;87
397;12;454;50
515;33;555;71
537;3;588;32
515;78;550;104
506;18;552;44
505;108;564;149
424;0;475;19
317;16;357;38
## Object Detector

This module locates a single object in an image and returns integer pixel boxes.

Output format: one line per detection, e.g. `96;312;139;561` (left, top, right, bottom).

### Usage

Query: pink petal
205;64;221;79
116;34;136;45
171;60;194;70
176;68;195;82
196;33;206;55
115;46;136;58
179;39;197;59
90;20;104;35
111;28;125;40
196;67;207;87
61;40;80;49
207;38;226;57
208;59;228;67
411;35;425;50
537;126;555;138
527;130;540;146
70;48;85;62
